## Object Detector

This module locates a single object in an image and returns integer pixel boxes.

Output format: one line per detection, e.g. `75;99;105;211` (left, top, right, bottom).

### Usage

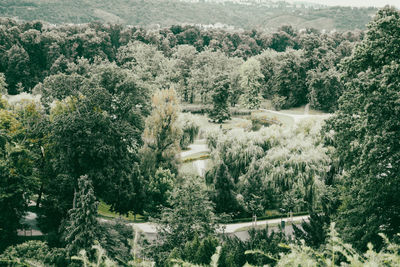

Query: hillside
0;0;375;31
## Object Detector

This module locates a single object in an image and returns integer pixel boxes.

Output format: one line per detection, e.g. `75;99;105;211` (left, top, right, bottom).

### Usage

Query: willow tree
141;88;182;176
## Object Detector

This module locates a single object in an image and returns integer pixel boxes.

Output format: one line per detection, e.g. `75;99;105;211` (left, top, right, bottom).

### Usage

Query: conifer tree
64;175;99;257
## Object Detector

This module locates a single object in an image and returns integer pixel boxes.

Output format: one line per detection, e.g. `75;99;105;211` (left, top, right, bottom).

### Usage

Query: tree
116;41;169;90
209;162;239;215
141;88;182;176
0;104;36;252
238;159;271;217
239;58;263;109
208;74;231;123
63;175;99;257
42;63;149;234
150;176;218;266
146;168;175;214
0;73;7;95
271;49;308;108
307;68;343;112
188;49;232;104
171;45;198;102
4;44;30;94
327;6;400;251
179;113;200;150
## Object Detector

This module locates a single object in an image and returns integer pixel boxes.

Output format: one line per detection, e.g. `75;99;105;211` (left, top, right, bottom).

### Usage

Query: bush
250;113;281;131
0;240;69;266
179;114;200;149
98;219;134;264
271;94;287;111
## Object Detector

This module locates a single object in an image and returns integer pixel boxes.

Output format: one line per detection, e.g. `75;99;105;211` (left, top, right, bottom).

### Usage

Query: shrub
179;114;200;149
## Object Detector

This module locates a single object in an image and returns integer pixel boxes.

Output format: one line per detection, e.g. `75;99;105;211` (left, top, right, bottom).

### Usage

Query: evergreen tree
64;175;99;257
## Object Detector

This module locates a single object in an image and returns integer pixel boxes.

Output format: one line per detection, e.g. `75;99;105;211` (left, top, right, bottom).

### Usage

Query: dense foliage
325;6;400;251
0;17;360;112
0;5;399;267
205;119;331;218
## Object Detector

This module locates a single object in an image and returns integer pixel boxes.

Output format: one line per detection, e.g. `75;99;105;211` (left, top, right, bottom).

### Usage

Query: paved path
260;109;331;123
18;211;44;236
222;215;308;233
131;215;309;234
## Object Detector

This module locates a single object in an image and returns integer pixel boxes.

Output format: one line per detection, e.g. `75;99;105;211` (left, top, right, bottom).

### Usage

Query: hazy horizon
286;0;400;8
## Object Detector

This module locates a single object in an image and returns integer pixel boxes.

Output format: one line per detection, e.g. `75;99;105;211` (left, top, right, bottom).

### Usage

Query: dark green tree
327;6;400;251
63;175;99;257
209;162;239;215
0;103;36;252
4;44;30;94
150;176;217;266
307;67;343;112
41;63;149;234
209;74;231;123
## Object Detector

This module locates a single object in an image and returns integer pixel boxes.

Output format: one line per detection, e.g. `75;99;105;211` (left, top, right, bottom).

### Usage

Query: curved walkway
259;109;331;123
131;215;309;234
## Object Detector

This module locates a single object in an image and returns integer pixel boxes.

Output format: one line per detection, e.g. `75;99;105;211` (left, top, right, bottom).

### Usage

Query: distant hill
0;0;376;31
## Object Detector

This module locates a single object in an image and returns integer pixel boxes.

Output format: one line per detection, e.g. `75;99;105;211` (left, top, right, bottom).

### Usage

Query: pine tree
64;175;99;256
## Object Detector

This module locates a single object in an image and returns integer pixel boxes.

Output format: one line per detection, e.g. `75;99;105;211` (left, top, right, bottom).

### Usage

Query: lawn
97;201;146;222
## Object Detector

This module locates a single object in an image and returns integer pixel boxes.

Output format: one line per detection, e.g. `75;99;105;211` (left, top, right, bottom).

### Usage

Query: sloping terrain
0;0;375;31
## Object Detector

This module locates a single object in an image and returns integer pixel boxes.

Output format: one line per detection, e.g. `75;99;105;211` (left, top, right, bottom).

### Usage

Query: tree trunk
72;187;77;209
36;183;44;208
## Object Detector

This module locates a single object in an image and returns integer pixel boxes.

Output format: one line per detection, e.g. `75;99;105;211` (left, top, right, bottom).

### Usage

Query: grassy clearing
187;113;252;138
97;201;145;222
